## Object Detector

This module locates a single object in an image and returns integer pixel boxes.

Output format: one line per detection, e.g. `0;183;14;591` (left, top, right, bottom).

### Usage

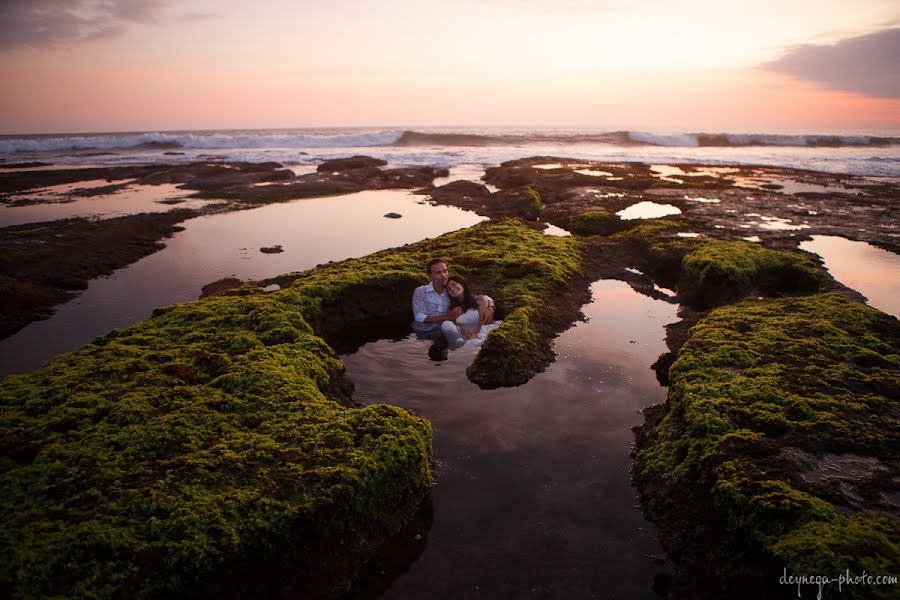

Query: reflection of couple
411;258;501;349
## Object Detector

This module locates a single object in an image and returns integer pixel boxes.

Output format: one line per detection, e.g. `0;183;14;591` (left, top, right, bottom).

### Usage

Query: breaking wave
1;128;897;155
395;130;900;148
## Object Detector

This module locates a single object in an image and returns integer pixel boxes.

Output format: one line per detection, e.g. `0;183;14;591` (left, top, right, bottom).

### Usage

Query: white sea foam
2;128;898;176
0;130;405;153
628;132;700;147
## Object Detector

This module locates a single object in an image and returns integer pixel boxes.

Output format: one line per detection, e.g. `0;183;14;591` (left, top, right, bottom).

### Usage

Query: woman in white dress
440;275;502;348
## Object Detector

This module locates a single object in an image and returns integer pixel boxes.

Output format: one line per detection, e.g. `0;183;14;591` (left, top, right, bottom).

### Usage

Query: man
411;258;461;335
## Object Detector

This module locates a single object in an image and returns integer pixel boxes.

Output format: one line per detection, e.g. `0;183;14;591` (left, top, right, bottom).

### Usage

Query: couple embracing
411;258;502;349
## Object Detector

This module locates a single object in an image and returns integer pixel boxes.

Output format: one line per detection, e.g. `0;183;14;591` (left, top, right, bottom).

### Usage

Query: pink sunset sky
0;0;898;134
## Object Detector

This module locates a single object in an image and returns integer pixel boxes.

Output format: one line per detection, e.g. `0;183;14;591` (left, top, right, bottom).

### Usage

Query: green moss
679;239;825;306
567;210;627;236
495;186;542;219
0;218;585;597
635;293;900;588
0;286;435;598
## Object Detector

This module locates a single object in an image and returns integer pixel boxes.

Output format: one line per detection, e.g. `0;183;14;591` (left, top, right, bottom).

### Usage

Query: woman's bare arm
476;295;495;326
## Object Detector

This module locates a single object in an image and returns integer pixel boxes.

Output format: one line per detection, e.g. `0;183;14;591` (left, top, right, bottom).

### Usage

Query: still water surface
0;190;484;378
341;280;679;599
800;235;900;318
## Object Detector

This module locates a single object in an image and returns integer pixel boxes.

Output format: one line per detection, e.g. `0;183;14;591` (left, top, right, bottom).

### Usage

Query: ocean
2;126;899;176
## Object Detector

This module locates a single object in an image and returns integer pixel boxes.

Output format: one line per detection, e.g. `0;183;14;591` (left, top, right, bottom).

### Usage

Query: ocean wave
619;131;898;148
0;130;405;153
1;128;897;155
393;130;899;148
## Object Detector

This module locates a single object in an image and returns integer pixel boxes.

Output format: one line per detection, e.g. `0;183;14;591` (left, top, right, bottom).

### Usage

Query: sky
0;0;898;134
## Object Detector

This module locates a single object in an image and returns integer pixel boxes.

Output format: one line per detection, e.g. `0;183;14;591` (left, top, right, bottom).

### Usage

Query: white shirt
412;282;450;323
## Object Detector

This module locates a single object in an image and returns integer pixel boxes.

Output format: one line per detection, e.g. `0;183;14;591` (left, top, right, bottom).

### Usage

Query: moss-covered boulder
0;218;586;597
567;210;628;236
275;218;584;388
489;186;543;220
0;290;433;598
679;239;825;307
634;293;900;599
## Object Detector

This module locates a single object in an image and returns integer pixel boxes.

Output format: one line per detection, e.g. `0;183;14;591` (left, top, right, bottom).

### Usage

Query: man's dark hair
426;258;447;275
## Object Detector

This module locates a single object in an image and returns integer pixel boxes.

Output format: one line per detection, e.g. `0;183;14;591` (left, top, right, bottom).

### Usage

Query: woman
440;275;502;348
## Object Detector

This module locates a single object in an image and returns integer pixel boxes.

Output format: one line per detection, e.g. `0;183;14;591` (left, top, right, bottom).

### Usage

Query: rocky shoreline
0;158;448;341
1;155;898;597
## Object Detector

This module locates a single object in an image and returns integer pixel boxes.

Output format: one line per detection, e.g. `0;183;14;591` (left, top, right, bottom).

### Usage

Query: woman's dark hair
448;275;478;311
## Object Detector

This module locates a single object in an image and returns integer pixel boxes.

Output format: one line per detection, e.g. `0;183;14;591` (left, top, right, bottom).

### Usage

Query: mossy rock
567;210;628;236
492;186;543;220
0;218;586;597
0;290;433;598
634;293;900;598
277;218;584;388
679;240;826;307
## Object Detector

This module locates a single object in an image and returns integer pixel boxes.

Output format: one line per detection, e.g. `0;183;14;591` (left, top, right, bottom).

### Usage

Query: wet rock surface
423;157;900;254
1;154;898;598
0;157;450;340
0;210;196;339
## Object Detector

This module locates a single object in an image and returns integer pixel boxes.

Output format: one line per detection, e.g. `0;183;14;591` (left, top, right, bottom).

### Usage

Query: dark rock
260;245;283;254
427;180;491;205
384;212;402;219
317;156;387;172
0;210;198;340
200;277;244;298
0;162;52;169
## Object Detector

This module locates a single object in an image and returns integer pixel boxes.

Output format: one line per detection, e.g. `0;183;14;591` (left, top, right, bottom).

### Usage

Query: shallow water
341;279;678;599
616;201;682;220
800;235;900;318
0;190;485;378
0;183;214;227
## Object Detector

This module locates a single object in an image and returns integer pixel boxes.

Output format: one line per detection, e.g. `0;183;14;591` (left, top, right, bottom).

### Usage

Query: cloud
0;0;185;50
173;12;220;23
764;27;900;99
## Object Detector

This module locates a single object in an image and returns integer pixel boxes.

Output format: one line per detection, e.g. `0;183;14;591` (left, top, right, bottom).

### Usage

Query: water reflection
0;183;210;227
616;201;682;220
800;235;900;318
0;190;485;378
341;280;678;599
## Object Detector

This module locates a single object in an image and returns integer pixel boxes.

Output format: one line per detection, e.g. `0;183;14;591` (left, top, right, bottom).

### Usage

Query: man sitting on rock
411;258;461;336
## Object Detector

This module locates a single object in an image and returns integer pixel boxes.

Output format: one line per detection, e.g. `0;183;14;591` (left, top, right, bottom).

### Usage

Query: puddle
675;232;701;238
649;165;685;184
341;279;678;599
733;176;855;195
542;223;571;237
0;183;211;227
574;169;614;177
799;235;900;318
533;163;584;170
753;215;811;231
653;283;677;297
285;164;320;176
683;195;720;204
20;179;136;196
616;201;682;220
0;190;486;378
742;236;761;243
687;167;740;177
431;164;499;193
